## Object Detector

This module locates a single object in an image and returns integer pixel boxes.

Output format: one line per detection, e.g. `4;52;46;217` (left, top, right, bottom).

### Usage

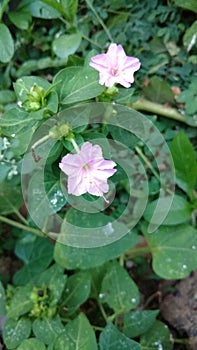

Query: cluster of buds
23;84;46;112
30;286;56;319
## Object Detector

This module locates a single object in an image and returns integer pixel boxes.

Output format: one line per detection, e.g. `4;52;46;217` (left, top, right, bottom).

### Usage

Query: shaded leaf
3;318;31;349
52;33;81;59
99;323;141;350
170;132;197;195
100;261;139;313
32;315;64;345
0;24;14;63
53;313;97;350
144;195;192;226
140;320;173;350
143;224;197;279
123;310;159;338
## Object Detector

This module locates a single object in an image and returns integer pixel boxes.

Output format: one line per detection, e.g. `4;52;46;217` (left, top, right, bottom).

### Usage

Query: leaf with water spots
62;271;91;316
3;317;31;349
99;261;139;313
7;285;34;318
32;315;65;345
142;224;197;279
16;338;46;350
99;323;141;350
123;310;159;338
53;313;97;350
140;320;173;350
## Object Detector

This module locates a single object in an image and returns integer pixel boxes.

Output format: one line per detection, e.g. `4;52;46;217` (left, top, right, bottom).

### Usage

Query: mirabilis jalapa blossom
89;43;141;88
59;142;117;197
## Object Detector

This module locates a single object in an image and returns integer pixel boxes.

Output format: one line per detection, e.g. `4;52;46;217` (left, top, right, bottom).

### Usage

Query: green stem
135;145;174;196
0;0;10;21
130;98;187;124
14;209;29;226
0;215;46;238
70;138;80;153
126;246;151;258
31;134;50;162
98;302;108;323
92;325;104;331
135;145;160;182
82;33;103;49
85;0;113;42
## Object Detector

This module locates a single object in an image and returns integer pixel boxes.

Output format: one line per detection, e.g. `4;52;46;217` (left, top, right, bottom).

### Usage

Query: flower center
83;164;90;170
111;68;119;76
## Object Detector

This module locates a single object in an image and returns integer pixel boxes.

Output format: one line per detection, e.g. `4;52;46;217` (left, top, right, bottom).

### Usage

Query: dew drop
182;264;187;270
99;293;105;299
192;245;196;250
131;297;136;303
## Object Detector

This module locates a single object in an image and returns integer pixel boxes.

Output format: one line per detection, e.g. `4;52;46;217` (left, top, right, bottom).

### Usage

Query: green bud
28;84;45;101
49;123;71;140
25;84;46;111
105;86;119;96
26;101;41;111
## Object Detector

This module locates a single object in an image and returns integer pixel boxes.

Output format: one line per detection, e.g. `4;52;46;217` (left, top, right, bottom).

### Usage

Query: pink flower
59;142;117;196
89;43;141;88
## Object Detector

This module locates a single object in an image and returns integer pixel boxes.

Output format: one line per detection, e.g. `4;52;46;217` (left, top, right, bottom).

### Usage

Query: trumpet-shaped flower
89;43;141;88
59;142;117;196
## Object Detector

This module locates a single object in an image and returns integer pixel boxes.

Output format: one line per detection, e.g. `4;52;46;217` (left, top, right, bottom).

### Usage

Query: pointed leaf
3;318;31;349
140;320;173;350
53;313;97;350
53;66;105;104
100;261;139;313
143;224;197;279
99;324;141;350
0;24;14;63
170;132;197;194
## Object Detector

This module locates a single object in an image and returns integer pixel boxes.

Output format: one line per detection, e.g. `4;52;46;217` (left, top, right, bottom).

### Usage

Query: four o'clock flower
59;142;117;197
89;43;141;88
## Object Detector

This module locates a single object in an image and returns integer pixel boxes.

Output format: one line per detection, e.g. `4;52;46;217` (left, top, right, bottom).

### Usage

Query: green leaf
183;20;197;51
0;281;6;315
53;313;97;350
0;182;23;215
35;264;67;305
0;23;14;63
144;195;192;226
140;320;173;350
100;261;139;313
27;170;66;231
123;310;159;338
143;224;197;279
54;230;140;270
170;132;197;194
61;0;78;22
8;10;32;30
3;318;31;349
0;90;16;104
19;0;61;18
13;237;54;285
32;315;64;345
0;107;39;138
53;66;105;104
52;33;81;59
142;76;174;104
174;0;197;13
7;284;34;318
16;338;46;350
99;323;141;350
62;271;91;315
